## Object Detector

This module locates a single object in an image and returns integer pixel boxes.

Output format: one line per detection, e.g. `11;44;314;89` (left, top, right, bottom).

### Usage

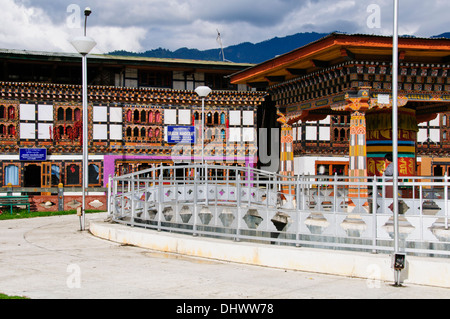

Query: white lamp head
84;7;92;17
70;36;97;55
195;86;212;98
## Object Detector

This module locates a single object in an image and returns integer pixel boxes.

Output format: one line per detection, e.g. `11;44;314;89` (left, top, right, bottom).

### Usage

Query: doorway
24;164;41;187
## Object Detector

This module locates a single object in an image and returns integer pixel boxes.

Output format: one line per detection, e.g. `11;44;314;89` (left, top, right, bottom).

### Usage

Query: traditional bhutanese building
0;48;266;210
230;33;450;180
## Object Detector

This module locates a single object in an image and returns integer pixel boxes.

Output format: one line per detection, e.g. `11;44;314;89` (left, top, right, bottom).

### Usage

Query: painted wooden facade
0;50;265;192
231;33;450;179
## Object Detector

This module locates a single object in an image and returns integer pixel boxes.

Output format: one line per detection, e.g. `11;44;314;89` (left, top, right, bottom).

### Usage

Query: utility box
393;253;406;270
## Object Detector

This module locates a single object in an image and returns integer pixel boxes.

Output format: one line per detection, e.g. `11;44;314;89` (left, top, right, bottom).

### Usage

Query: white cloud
0;0;147;53
1;0;449;53
87;26;147;53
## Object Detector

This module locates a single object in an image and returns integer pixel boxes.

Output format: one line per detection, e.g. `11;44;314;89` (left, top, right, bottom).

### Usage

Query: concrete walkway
0;213;449;299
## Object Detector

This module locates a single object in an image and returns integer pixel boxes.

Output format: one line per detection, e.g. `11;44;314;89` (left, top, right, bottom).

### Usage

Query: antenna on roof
216;29;233;63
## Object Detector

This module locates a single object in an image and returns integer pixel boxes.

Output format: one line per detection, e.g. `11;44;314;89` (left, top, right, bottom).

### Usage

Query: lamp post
70;8;96;231
195;86;212;178
392;0;403;286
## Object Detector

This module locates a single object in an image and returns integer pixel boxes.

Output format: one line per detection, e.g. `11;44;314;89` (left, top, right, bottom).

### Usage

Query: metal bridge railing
108;164;450;257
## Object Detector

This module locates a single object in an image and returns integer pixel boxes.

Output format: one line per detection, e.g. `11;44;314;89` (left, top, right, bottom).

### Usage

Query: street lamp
195;86;212;177
70;8;96;231
392;0;402;286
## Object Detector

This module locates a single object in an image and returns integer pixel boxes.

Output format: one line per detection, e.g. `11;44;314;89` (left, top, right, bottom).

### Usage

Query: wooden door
41;162;51;195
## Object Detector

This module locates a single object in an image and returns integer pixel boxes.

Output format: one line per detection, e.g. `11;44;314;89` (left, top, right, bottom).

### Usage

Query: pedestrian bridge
107;164;450;257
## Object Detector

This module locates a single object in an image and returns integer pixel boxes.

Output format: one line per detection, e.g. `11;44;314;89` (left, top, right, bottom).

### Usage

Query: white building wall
294;156;349;176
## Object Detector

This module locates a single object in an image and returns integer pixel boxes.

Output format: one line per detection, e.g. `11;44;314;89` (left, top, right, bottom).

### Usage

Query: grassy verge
0;293;29;299
0;209;104;220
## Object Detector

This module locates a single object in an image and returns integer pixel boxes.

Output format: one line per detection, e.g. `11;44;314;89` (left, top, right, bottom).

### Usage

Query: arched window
134;110;140;123
334;128;339;141
148;110;154;123
8;106;15;120
220;113;226;125
340;128;346;141
74;108;81;121
133;127;139;137
155;111;161;123
0;124;5;135
57;107;64;121
58;126;64;137
214;112;219;124
126;127;132;137
148;128;153;138
8;125;15;136
207;112;212;125
66;126;73;138
141;110;146;124
155;128;160;138
141;127;146;138
0;105;5;119
65;108;73;121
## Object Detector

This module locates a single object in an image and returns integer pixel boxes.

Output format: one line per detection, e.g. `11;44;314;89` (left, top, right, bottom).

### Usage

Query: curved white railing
108;164;450;257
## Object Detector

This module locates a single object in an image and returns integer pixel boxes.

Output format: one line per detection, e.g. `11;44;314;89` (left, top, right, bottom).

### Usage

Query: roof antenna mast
216;29;233;62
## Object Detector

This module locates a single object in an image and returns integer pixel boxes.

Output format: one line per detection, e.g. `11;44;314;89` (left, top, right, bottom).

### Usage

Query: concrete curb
90;220;450;288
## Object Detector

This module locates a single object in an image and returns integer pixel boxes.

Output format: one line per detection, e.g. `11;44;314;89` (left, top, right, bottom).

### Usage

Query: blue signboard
20;148;47;161
167;126;195;144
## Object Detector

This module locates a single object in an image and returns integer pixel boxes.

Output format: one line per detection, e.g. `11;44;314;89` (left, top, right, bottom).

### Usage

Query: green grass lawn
0;293;29;299
0;208;104;220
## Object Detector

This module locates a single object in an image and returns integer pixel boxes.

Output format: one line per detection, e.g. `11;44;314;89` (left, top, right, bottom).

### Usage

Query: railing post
158;171;163;232
120;178;125;220
296;175;301;246
296;175;300;211
372;175;378;253
143;179;148;221
107;175;112;216
333;173;337;213
131;174;135;227
445;173;449;230
193;167;198;236
236;173;241;241
205;162;209;206
247;165;251;207
301;174;305;211
381;175;386;214
266;175;270;210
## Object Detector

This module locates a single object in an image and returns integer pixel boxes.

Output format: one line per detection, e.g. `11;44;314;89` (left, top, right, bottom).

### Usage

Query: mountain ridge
108;32;329;64
108;31;450;64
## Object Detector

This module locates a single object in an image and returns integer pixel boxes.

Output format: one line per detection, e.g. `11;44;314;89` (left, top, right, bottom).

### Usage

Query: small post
236;173;241;242
445;173;449;230
372;176;378;254
58;183;64;212
193;168;198;236
158;172;163;232
107;175;112;216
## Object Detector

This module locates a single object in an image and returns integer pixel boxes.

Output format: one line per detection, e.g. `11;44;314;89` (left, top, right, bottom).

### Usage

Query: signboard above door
19;148;47;161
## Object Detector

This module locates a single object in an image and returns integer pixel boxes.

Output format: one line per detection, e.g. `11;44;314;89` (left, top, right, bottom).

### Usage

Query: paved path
0;213;448;299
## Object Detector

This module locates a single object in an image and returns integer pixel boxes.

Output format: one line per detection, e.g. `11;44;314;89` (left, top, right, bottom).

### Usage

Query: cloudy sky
2;0;449;54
